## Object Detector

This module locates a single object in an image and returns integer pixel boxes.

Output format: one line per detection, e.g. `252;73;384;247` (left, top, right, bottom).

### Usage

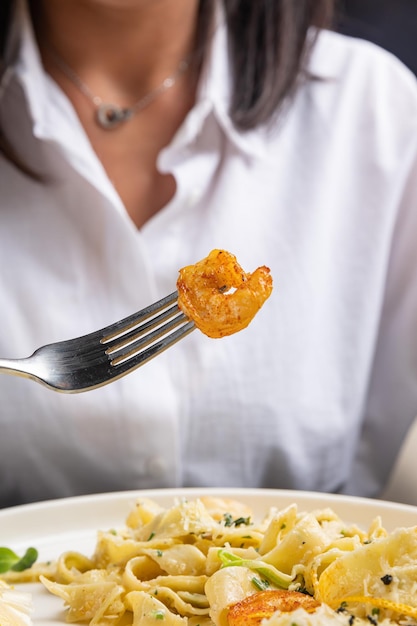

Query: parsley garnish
223;513;251;527
252;577;270;591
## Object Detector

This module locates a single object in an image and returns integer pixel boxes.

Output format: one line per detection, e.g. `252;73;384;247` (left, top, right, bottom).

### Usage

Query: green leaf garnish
0;546;38;573
218;549;293;589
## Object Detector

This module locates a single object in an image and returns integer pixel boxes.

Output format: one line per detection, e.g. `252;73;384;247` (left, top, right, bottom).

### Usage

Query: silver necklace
49;50;190;130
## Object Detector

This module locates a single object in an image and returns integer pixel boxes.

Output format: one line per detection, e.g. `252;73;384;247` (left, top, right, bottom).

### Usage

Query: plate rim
2;486;417;533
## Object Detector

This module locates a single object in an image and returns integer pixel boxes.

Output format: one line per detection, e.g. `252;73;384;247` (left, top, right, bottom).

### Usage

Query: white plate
1;487;417;625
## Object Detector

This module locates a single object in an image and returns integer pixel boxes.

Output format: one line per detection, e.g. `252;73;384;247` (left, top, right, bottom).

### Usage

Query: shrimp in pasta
228;589;320;626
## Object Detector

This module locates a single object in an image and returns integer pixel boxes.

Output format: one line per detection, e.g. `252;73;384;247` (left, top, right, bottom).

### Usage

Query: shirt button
146;457;166;478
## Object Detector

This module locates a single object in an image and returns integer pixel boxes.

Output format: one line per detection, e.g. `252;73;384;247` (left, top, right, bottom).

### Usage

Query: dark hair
223;0;334;129
0;0;35;174
0;0;334;173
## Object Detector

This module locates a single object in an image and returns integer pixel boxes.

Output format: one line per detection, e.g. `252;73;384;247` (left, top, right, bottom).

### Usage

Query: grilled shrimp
228;590;320;626
177;249;273;339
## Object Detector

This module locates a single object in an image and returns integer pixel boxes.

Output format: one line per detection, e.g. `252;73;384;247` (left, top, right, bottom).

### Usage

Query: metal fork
0;292;194;393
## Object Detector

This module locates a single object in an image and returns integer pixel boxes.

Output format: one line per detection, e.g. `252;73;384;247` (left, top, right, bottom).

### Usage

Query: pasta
5;496;417;626
0;580;33;626
176;250;273;338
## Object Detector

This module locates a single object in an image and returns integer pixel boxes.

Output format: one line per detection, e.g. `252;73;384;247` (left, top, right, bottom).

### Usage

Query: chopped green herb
147;532;155;541
233;517;251;526
156;550;163;557
252;577;270;591
153;610;165;620
222;513;251;527
336;602;348;613
0;546;38;573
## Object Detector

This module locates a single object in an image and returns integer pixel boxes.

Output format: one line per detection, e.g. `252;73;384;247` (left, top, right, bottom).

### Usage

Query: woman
0;0;416;508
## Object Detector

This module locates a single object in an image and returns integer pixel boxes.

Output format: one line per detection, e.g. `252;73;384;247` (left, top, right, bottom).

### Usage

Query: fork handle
0;358;38;381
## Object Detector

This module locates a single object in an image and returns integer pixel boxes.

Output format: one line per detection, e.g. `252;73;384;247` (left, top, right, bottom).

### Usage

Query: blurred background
338;0;417;76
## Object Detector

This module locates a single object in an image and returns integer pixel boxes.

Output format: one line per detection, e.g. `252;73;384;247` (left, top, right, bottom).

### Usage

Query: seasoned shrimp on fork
177;249;273;338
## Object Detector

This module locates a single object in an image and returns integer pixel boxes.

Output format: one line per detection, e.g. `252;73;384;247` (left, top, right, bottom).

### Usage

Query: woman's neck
27;0;210;229
30;0;201;100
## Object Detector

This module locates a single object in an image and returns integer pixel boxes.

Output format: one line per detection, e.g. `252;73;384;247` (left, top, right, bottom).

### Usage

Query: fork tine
109;319;195;377
109;311;189;365
100;289;195;372
100;291;179;343
103;302;182;354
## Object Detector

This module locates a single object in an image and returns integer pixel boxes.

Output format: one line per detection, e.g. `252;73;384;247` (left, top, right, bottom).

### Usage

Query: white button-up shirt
1;1;417;508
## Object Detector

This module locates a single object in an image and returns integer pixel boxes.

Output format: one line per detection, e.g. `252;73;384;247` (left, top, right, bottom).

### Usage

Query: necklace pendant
96;103;132;129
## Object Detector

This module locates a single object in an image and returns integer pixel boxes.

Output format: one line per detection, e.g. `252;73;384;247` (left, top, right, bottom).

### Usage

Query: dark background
338;0;417;76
